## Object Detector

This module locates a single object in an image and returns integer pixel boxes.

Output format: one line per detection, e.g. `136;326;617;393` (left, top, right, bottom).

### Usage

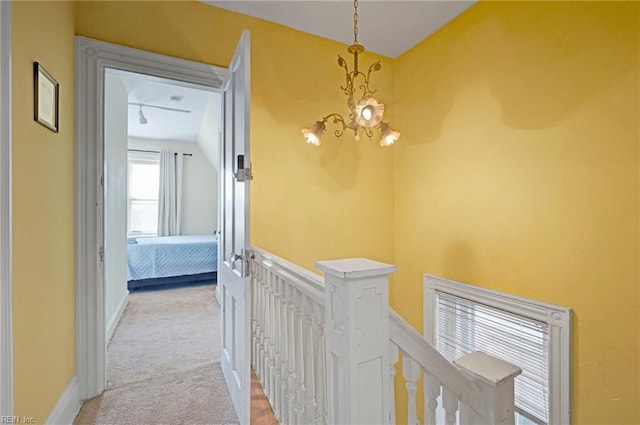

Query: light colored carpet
74;284;240;425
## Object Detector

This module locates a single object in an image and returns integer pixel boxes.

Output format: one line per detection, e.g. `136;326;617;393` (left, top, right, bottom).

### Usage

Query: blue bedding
127;235;218;281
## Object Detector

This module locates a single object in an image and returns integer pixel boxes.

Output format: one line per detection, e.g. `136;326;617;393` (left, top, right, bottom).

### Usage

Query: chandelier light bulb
362;106;373;121
302;121;326;146
380;123;400;147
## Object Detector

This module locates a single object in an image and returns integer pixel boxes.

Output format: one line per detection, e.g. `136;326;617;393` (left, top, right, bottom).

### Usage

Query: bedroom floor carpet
74;284;240;425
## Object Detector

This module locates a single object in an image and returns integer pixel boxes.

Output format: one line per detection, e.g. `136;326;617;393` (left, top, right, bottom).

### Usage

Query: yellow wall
12;1;76;421
74;0;396;271
11;1;637;423
394;2;639;424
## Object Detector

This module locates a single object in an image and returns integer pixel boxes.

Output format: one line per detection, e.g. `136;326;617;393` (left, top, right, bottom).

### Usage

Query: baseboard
106;291;129;345
45;375;81;425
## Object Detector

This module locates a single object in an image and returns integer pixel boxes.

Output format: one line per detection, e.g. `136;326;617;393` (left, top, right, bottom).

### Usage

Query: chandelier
302;0;400;147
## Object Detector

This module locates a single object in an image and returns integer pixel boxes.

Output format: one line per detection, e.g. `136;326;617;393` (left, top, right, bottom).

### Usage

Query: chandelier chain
353;0;359;45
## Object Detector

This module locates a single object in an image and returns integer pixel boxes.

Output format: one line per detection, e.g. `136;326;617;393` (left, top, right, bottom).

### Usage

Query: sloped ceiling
205;0;476;58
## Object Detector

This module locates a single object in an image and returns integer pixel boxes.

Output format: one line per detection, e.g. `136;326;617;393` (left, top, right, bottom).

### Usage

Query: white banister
443;388;459;425
403;356;420;425
423;370;441;425
303;295;317;423
316;257;397;425
252;248;327;425
389;344;399;425
285;282;296;424
388;309;484;414
454;351;522;425
313;302;327;425
250;247;520;425
294;292;305;424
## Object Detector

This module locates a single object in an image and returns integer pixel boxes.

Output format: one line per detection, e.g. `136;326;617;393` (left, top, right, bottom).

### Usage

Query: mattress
127;234;218;281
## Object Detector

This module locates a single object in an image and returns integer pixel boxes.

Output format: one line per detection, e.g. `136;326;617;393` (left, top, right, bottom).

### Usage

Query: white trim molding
75;36;227;400
106;292;128;345
0;0;13;416
424;273;572;425
44;376;81;425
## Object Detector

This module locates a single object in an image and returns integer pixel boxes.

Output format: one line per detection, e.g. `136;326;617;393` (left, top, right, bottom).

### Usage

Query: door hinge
99;246;104;263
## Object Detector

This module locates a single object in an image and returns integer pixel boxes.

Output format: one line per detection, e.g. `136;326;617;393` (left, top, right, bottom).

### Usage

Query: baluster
403;355;420;425
276;277;286;419
389;344;399;425
266;269;276;401
286;281;297;424
256;265;266;381
278;278;288;424
251;263;257;371
294;288;306;424
260;268;269;394
303;295;317;423
314;302;327;425
423;370;441;425
443;388;459;425
269;271;279;408
273;276;284;418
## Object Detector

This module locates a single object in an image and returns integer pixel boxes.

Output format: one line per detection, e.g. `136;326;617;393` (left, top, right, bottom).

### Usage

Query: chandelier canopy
302;0;400;147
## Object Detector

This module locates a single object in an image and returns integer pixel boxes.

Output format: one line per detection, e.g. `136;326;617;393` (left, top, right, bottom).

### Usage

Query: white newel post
454;351;522;425
316;258;397;425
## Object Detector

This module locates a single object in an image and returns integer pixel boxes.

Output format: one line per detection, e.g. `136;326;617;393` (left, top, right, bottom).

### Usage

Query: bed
127;234;218;290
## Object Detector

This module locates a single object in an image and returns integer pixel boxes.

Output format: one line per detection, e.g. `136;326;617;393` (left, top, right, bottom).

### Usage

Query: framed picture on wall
33;62;59;133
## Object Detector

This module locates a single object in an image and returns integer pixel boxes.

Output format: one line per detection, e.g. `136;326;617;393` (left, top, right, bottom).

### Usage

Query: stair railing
250;248;521;425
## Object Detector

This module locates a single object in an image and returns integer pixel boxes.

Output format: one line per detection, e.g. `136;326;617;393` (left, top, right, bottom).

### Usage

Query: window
127;154;160;236
424;274;571;425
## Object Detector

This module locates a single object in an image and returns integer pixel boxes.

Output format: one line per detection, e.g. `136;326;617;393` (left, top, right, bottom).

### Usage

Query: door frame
0;0;13;416
74;36;227;399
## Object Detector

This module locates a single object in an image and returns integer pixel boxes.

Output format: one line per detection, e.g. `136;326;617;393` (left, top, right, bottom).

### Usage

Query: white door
219;30;251;425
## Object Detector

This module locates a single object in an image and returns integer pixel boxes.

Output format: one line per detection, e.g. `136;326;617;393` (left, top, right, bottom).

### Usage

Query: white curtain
157;150;184;236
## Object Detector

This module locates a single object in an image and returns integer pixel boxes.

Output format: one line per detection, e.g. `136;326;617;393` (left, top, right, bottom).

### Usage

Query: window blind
435;292;549;424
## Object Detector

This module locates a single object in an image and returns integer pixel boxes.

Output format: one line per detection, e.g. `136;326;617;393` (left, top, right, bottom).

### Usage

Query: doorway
74;36;226;399
102;68;220;342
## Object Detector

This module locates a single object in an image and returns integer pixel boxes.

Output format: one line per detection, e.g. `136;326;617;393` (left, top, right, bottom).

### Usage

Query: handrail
389;309;484;414
252;247;325;304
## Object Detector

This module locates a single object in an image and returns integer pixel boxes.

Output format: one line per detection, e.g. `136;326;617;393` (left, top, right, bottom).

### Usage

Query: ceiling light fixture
129;102;192;126
302;0;400;147
138;105;148;125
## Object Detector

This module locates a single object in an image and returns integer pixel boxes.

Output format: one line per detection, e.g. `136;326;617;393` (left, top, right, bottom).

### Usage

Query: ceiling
205;0;476;58
104;1;476;149
112;69;215;143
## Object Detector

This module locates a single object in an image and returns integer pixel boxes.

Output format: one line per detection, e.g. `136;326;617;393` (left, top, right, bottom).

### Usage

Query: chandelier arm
364;61;382;96
352;71;376;105
338;55;353;96
321;113;348;138
363;127;375;140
